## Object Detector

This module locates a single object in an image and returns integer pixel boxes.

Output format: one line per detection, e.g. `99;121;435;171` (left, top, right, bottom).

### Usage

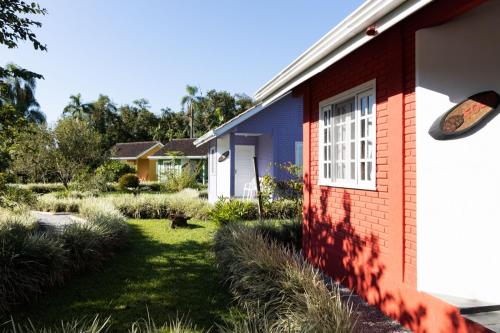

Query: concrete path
33;211;79;232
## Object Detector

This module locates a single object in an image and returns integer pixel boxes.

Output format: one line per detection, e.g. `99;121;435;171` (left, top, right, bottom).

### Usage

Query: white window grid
318;80;376;190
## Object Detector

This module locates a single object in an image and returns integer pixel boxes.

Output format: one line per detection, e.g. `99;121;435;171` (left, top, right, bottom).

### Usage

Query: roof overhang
148;155;207;160
254;0;434;104
194;104;265;147
111;142;163;160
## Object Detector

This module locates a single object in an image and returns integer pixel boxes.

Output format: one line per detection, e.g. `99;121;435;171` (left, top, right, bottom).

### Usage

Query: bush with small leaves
118;173;140;191
210;198;258;226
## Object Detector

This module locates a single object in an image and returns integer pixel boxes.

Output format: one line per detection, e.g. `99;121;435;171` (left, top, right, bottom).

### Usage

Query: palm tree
0;63;45;124
62;93;94;120
181;85;201;138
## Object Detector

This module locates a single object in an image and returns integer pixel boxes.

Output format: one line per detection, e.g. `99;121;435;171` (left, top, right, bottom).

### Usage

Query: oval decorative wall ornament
218;151;229;162
429;90;500;140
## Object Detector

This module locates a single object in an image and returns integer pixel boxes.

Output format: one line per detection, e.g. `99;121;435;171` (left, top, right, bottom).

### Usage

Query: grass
8;219;232;332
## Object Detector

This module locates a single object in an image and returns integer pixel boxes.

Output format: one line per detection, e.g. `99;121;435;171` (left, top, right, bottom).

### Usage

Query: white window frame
295;141;303;168
210;146;216;176
318;80;376;190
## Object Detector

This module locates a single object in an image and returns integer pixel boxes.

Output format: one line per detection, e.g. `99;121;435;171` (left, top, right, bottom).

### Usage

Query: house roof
110;141;163;159
193;104;264;147
254;0;433;104
193;92;293;147
149;138;207;159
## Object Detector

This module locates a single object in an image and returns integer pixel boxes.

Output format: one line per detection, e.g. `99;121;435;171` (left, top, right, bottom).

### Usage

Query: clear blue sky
4;0;364;123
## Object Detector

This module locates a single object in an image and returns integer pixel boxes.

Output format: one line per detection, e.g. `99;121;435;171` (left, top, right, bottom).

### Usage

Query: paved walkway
33;211;78;232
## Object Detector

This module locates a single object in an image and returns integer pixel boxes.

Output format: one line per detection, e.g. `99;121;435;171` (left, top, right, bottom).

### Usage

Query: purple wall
234;93;303;180
207;93;303;200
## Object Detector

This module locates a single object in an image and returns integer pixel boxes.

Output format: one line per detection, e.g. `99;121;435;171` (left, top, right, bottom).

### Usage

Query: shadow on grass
7;220;232;332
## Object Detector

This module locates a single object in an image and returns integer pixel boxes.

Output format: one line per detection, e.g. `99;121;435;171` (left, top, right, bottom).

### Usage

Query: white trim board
148;155;207;160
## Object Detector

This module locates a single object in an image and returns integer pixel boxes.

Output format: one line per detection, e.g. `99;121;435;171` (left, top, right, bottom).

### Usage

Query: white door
234;145;255;197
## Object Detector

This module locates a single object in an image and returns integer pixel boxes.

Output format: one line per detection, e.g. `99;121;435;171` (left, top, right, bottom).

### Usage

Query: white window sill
317;181;377;192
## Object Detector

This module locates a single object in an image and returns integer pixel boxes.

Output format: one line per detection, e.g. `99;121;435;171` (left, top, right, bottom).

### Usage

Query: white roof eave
255;0;434;104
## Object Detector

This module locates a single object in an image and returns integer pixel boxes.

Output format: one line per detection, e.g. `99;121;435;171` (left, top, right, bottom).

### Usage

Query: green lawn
13;219;233;332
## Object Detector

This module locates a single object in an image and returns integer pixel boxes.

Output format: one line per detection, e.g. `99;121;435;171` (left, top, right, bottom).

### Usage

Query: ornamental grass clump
0;210;68;313
0;202;129;313
1;314;196;333
36;194;81;213
110;189;210;220
214;224;353;333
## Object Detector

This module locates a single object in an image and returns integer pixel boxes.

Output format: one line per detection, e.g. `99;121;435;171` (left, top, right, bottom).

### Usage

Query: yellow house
110;141;163;181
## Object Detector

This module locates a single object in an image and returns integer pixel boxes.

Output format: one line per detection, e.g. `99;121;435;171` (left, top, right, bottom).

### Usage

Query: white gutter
255;0;434;104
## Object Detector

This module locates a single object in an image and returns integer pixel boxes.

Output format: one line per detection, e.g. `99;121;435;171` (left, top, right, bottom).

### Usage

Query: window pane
350;162;355;180
350;122;355;139
367;141;373;159
361;97;366;116
368;95;375;114
367;118;373;137
361;119;366;138
361;140;365;159
350;142;355;159
328;146;331;160
341;125;346;141
367;162;373;181
360;162;366;180
341;144;346;159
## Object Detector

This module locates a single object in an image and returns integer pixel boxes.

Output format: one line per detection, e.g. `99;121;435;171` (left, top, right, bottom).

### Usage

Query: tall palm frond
0;63;45;124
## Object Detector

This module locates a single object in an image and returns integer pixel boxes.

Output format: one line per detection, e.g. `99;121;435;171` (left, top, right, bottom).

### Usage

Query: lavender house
194;93;303;203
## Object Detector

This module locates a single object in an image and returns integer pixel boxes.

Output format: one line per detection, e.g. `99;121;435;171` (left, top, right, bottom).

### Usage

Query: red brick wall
298;0;488;332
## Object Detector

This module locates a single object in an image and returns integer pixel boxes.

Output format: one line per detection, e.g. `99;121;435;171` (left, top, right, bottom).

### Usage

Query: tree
0;0;47;79
10;124;55;182
118;99;158;142
89;94;120;149
154;107;190;142
0;63;45;123
181;85;201;138
0;103;28;172
62;93;94;120
53;118;105;188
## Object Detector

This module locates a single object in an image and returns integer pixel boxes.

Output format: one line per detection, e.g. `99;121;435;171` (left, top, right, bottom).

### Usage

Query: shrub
139;181;161;192
161;167;199;193
118;173;140;191
264;199;300;220
214;224;353;333
70;171;110;193
96;160;136;182
0;213;68;312
210;198;258;226
0;186;37;209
